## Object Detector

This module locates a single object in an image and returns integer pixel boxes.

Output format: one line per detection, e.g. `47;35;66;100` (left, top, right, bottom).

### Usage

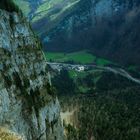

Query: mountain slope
44;0;140;68
14;0;140;70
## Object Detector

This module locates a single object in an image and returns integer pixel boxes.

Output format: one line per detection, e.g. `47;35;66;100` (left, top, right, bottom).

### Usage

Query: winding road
46;62;140;85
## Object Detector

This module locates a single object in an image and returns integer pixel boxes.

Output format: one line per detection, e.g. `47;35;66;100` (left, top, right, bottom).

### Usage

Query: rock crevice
0;9;63;140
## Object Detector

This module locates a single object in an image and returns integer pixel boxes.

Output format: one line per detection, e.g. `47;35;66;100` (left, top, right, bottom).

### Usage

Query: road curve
46;62;140;85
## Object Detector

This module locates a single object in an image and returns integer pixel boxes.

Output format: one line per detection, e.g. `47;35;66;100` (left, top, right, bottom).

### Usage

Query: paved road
47;62;140;85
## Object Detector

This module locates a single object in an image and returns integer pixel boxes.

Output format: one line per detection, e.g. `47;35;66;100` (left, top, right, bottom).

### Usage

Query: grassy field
32;0;80;22
46;50;112;94
46;50;111;94
68;69;103;93
14;0;78;21
45;51;112;65
45;51;96;64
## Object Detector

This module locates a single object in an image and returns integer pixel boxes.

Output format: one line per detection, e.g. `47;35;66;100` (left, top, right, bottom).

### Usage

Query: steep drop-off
0;9;64;140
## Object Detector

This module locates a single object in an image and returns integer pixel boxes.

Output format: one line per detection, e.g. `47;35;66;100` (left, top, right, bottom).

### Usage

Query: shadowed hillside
0;0;20;12
14;0;140;70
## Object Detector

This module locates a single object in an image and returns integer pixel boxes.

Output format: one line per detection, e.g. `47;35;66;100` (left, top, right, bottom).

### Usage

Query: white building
77;66;85;72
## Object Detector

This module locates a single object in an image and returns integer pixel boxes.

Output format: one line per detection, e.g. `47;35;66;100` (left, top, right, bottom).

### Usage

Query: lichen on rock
0;9;64;140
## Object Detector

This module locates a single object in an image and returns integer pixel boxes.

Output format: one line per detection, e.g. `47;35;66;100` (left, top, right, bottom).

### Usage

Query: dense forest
59;85;140;140
52;69;77;96
52;68;140;140
63;86;140;140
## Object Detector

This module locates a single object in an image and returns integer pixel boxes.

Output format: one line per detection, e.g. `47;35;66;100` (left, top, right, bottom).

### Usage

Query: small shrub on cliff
23;76;30;88
12;72;22;89
46;83;57;97
3;75;12;88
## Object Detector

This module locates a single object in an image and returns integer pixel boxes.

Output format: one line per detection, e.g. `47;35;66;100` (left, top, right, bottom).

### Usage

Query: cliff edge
0;9;64;140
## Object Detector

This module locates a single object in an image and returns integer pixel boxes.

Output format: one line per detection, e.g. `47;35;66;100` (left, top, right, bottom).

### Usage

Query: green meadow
45;51;112;66
32;0;80;22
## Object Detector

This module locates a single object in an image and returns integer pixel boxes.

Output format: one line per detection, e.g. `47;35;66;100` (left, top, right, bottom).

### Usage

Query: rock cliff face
0;9;64;140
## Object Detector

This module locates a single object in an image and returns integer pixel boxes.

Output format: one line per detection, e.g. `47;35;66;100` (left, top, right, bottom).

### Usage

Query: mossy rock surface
0;128;23;140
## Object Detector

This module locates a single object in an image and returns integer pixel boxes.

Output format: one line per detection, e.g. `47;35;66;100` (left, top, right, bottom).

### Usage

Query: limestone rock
0;9;64;140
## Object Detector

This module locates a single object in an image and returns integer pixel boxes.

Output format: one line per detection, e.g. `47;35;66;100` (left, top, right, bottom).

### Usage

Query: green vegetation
96;58;111;66
45;51;112;65
13;0;30;16
32;0;80;22
0;0;21;13
52;67;104;95
52;69;76;96
36;0;64;13
46;51;95;64
127;65;139;72
128;66;136;71
78;86;90;93
50;0;80;21
63;86;140;140
53;70;140;140
69;70;87;79
59;72;140;140
46;52;65;61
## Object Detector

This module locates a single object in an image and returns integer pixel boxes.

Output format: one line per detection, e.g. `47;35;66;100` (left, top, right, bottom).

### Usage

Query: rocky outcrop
0;9;64;140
